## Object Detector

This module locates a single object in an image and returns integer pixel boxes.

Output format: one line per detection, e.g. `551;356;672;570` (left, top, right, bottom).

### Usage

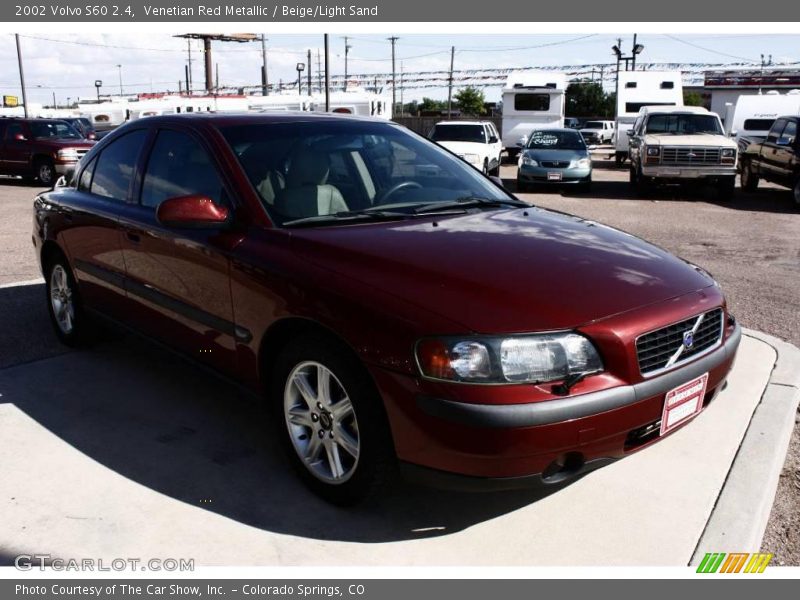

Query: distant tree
683;91;705;107
455;86;486;117
419;97;447;113
565;81;613;118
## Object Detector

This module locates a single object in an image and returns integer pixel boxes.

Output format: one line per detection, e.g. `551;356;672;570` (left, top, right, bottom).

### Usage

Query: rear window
625;102;677;113
514;94;551;111
743;118;776;132
430;124;486;143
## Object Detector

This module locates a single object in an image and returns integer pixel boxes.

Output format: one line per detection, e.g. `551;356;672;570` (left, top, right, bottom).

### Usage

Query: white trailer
313;89;392;119
722;90;800;152
501;72;567;159
614;71;683;164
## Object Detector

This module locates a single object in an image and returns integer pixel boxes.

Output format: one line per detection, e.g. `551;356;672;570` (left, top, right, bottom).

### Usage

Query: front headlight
520;155;538;167
570;157;591;168
57;148;80;160
721;148;736;158
416;333;603;384
646;147;660;157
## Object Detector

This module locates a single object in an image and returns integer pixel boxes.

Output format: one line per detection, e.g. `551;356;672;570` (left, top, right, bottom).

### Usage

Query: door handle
125;231;141;243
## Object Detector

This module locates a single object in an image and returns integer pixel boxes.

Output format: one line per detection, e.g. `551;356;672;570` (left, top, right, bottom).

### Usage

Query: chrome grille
636;308;724;375
660;147;721;165
540;160;570;168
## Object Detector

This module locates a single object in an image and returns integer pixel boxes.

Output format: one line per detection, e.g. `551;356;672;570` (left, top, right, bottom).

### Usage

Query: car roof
531;128;582;133
640;106;710;115
129;111;395;128
434;120;491;126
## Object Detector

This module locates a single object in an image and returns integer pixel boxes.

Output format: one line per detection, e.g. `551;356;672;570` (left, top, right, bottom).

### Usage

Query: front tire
45;255;90;346
740;160;759;192
270;333;395;505
35;158;57;187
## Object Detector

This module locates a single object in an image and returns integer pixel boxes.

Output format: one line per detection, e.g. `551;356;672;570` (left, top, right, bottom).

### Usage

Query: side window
5;123;24;141
91;130;147;202
78;157;96;192
766;119;787;143
779;120;797;145
140;129;224;209
633;116;644;135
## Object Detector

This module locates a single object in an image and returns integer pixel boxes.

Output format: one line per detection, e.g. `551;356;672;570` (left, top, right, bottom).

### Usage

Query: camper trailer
248;94;314;113
614;71;683;164
723;90;800;152
314;89;392;119
77;100;133;131
501;72;567;159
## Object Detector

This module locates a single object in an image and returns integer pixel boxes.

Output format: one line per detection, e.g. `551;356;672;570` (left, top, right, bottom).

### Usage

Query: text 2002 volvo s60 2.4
33;113;741;504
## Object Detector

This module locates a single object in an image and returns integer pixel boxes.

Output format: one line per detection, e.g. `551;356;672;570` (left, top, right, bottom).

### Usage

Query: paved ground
0;166;797;563
0;325;777;565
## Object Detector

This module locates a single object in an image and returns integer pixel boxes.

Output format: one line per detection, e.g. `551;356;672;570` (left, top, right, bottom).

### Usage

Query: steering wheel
376;181;422;204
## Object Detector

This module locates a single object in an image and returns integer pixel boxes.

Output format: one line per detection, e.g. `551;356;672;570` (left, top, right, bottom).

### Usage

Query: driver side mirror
627;129;635;137
156;194;230;228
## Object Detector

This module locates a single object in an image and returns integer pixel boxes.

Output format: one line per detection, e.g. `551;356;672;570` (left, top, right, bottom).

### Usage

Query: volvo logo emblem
683;331;695;349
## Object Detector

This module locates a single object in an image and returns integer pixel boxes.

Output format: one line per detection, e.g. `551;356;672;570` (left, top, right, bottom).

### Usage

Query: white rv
314;89;392;119
501;72;567;159
723;90;800;152
248;94;314;113
614;71;683;164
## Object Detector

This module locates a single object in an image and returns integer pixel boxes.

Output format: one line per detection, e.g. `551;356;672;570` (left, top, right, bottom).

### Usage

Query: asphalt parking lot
0;163;798;563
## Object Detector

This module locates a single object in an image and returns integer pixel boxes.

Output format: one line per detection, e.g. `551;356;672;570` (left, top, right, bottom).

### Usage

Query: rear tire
270;333;395;505
631;164;652;197
44;253;91;347
740;160;759;192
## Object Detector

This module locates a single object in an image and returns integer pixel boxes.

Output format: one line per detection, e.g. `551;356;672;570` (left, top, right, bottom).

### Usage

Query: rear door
58;128;149;317
772;119;797;186
758;118;787;180
486;123;502;168
2;121;33;175
116;126;239;375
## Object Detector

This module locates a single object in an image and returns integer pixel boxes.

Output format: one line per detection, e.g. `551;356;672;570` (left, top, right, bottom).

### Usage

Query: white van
614;71;683;165
723;90;800;152
501;72;567;160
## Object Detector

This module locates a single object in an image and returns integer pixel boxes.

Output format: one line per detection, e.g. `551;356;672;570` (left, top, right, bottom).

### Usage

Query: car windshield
222;120;516;227
30;121;82;140
430;124;485;143
645;114;722;135
583;121;604;129
526;130;586;150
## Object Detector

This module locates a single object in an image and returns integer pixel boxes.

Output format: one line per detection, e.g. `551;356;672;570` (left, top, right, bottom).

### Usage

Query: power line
662;34;757;62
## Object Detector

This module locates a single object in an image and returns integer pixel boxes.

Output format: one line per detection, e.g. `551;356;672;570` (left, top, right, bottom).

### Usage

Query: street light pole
15;34;29;118
116;64;123;96
324;34;330;111
296;62;305;96
261;35;269;96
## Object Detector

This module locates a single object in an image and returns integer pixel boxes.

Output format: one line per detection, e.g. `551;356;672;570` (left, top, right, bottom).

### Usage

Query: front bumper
641;165;736;180
372;319;740;491
517;165;591;184
54;160;79;174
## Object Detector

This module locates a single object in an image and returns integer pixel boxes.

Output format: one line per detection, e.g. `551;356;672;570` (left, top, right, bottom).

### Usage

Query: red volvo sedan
32;113;741;504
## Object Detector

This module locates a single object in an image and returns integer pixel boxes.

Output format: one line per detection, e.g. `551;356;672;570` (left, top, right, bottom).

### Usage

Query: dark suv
0;118;95;186
740;115;800;205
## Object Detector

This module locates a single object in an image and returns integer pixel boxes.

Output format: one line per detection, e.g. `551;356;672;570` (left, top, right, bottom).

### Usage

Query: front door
117;127;239;375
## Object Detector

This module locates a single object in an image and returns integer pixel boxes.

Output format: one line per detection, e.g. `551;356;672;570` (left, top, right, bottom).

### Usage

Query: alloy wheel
283;360;360;484
49;264;75;335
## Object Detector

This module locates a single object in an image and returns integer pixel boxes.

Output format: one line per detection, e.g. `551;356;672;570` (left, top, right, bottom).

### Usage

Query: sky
2;32;800;106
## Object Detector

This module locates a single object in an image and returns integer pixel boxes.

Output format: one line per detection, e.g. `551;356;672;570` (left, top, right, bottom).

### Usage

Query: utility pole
316;49;322;93
759;54;773;94
631;34;639;70
447;45;455;118
215;63;219;92
324;34;330;111
400;61;404;117
261;35;268;96
343;36;351;90
187;39;193;93
307;49;312;96
388;37;398;116
116;64;123;97
15;34;28;118
184;65;190;96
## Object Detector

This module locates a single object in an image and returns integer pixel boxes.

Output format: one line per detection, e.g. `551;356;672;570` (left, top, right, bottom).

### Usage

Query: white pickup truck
628;106;738;199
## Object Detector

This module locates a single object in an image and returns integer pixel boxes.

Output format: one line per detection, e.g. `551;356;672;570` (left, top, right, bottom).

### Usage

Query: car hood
289;208;713;334
523;148;588;161
35;138;95;149
642;133;737;148
436;141;487;155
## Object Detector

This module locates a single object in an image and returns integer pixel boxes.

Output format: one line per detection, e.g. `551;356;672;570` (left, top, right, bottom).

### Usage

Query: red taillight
416;339;454;379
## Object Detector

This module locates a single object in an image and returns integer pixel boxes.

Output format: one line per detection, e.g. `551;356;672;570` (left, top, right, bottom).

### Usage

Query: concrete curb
691;328;800;562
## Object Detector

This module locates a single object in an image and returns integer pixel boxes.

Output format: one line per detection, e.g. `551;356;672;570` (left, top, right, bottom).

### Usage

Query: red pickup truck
0;118;95;186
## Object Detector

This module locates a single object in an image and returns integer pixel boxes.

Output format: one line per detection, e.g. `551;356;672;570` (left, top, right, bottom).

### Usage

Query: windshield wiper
283;209;412;228
413;196;528;215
